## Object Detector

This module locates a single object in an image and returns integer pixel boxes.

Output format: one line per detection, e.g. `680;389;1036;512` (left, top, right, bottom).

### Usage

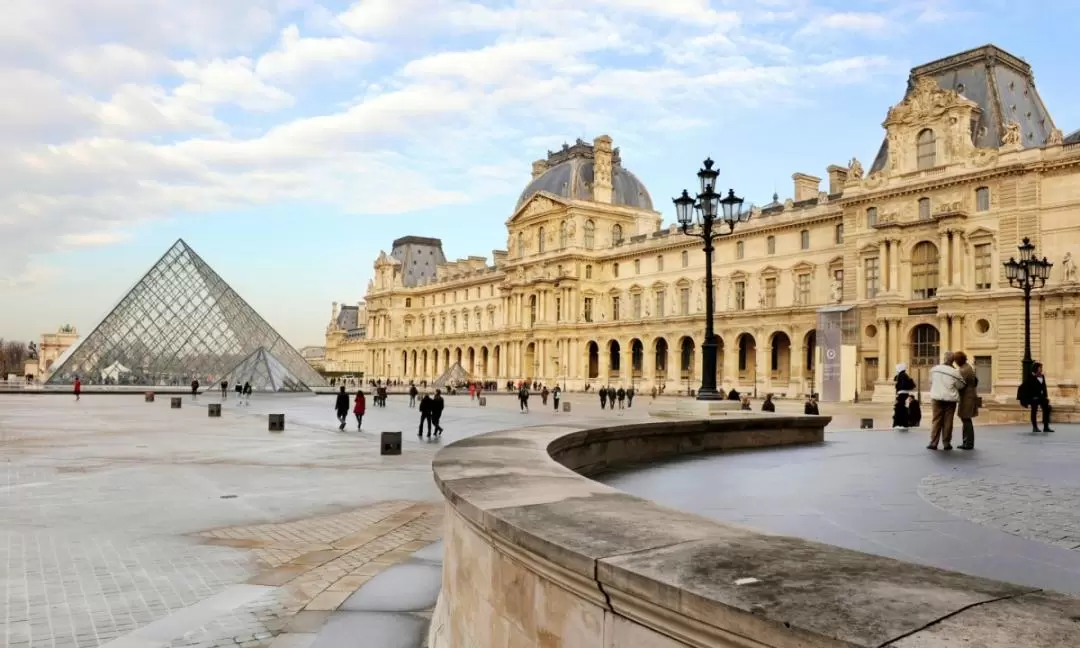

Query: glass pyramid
46;239;329;391
223;347;309;392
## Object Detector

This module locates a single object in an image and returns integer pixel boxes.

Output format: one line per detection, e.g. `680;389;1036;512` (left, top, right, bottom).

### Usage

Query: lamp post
673;158;753;401
1003;237;1053;379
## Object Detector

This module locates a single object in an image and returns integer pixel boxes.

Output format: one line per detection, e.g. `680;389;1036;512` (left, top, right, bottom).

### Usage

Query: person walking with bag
1019;362;1055;434
431;389;445;437
334;386;349;430
552;385;561;412
954;352;979;450
893;363;916;431
928;351;964;451
353;389;366;430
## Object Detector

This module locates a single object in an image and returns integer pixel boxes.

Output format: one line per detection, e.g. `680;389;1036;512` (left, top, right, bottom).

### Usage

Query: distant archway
525;342;537;380
770;332;791;383
587;341;600;379
630;339;644;379
738;333;757;382
608;340;621;379
654;338;668;382
679;337;695;379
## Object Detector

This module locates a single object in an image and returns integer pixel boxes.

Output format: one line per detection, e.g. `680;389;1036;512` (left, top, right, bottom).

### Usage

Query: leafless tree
0;339;30;377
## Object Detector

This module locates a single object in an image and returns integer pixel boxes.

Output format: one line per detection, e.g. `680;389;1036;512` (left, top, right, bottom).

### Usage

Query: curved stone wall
430;417;1080;647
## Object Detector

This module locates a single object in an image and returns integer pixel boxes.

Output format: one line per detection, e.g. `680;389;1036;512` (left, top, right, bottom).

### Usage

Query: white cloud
256;24;376;79
0;0;915;289
796;12;890;37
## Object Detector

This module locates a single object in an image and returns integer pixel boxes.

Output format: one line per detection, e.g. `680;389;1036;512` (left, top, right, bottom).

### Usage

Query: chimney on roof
593;135;614;204
826;165;849;195
531;160;549;179
792;173;821;202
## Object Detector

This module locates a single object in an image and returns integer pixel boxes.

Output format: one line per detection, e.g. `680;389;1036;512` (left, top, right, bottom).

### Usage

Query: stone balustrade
429;416;1080;647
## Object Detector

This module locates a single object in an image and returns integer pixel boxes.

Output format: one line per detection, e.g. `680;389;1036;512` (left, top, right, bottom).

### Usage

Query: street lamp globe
697;158;719;195
674;190;696;229
1018;237;1035;262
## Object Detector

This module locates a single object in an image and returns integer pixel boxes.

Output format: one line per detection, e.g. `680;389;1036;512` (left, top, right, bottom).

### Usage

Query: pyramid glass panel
47;239;329;390
222;347;308;392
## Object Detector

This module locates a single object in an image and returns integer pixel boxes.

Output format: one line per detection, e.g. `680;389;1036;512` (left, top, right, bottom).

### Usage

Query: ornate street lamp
673;158;753;400
1003;237;1053;379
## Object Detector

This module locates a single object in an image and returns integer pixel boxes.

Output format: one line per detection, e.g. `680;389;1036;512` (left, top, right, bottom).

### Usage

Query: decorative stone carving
885;76;975;126
523;196;557;217
1001;121;1023;150
848;157;864;180
863;172;886;190
594;135;613;188
830;279;843;304
817;191;829;204
1048;128;1065;146
1064;252;1077;283
757;276;767;308
970;147;999;168
783;198;794;210
566;220;576;239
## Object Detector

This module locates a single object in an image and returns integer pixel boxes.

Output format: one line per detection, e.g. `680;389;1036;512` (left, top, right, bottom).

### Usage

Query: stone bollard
170;397;182;409
145;392;155;403
208;403;221;417
268;414;285;432
563;402;571;412
860;418;874;429
381;431;402;456
479;397;487;407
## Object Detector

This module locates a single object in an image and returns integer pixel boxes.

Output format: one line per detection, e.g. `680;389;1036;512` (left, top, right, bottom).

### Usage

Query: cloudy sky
2;0;1078;349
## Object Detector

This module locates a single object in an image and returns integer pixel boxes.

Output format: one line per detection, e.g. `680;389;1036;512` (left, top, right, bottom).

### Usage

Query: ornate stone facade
326;45;1080;400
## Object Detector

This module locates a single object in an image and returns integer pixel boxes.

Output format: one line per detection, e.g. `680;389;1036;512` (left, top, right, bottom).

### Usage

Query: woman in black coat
893;363;916;430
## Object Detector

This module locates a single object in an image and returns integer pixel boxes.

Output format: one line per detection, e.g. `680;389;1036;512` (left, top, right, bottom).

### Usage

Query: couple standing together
925;351;980;450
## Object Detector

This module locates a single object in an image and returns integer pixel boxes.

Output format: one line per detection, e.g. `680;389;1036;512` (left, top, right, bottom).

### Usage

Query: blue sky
2;0;1079;348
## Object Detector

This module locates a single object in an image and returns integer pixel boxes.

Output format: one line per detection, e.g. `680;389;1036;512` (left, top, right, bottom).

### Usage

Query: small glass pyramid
46;239;329;391
223;347;309;392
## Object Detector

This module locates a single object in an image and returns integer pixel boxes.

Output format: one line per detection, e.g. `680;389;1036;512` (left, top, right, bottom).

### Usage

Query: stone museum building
324;45;1080;401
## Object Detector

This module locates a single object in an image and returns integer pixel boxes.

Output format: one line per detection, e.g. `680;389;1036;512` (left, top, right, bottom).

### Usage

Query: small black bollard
478;397;487;407
170;397;182;409
563;402;571;413
145;392;155;403
381;431;402;456
208;403;221;417
268;414;285;432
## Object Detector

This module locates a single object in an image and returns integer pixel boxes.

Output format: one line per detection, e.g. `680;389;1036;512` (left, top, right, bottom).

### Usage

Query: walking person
599;386;607;410
74;376;81;401
616;386;626;410
893;363;916;431
552;385;561;412
541;386;549;406
804;393;819;415
409;384;418;408
220;380;228;399
191;378;199;399
518;385;530;413
243;381;252;405
626;386;634;408
761;394;776;412
432;389;445;437
353;389;366;430
418;392;433;438
334;386;349;431
1019;362;1055;433
928;351;964;451
954;352;979;450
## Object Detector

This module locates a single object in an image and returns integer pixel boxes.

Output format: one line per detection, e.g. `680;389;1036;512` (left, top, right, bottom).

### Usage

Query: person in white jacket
928;351;964;450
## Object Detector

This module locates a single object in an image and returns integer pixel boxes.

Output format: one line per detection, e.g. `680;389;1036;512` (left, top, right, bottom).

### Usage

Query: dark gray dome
516;155;653;211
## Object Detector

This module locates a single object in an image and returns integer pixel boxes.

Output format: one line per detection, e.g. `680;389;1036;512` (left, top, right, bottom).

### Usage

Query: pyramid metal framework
433;362;473;390
222;347;309;392
46;239;329;390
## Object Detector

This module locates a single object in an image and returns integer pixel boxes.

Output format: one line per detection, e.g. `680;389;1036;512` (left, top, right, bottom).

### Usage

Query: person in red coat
74;376;81;401
353;389;366;430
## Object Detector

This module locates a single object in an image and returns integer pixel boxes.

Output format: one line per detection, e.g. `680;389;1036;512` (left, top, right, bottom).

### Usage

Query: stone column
891;318;904;369
939;232;950;287
879;241;888;292
891;239;902;296
953;315;965;353
876;318;888;365
790;340;804;396
755;338;768;395
951;234;963;287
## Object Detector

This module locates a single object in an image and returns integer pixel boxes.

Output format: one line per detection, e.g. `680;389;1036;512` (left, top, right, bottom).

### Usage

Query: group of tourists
598;386;634;409
334;384;446;438
897;353;1055;451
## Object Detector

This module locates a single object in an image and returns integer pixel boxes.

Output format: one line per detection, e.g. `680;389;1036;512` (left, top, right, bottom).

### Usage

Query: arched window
559;220;568;248
911;241;939;300
917;128;936;169
612;224;623;245
766;235;776;255
910;324;941;369
736;241;744;259
585;264;593;279
538;227;545;253
584;220;595;249
517;232;524;257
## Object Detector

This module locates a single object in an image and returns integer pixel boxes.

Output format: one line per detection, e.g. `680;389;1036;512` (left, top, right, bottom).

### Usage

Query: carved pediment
885;77;978;128
760;265;780;277
792;261;815;273
507;192;570;224
729;270;748;281
967;227;996;241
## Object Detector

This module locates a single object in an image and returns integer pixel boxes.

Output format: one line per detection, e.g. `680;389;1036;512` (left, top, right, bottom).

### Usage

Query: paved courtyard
0;391;651;648
604;422;1080;595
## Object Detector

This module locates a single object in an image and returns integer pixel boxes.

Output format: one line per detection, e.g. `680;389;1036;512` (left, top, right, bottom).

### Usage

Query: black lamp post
1003;237;1052;380
673;158;752;401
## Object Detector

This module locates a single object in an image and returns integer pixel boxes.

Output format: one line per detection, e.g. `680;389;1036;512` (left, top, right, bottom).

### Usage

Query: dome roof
516;138;653;211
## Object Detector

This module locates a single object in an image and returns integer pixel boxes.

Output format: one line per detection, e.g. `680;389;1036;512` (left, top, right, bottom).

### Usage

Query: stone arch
630;338;644;380
769;331;792;384
455;347;463;365
467;347;476;375
480;346;489;378
653;337;668;383
608;340;621;379
909;323;941;375
525;342;537;380
443;348;451;370
587;341;600;380
678;336;695;378
421;349;428;377
401;350;408;377
737;333;757;382
492;345;501;378
411;350;418;378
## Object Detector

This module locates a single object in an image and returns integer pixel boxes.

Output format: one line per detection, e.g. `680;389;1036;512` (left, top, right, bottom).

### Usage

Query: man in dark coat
616;387;626;409
431;389;445;436
418;393;434;438
626;386;634;408
1019;362;1054;434
599;386;607;409
334;386;349;430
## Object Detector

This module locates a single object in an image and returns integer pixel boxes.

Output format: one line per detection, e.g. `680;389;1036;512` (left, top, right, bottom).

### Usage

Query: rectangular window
974;243;992;290
975;187;990;212
613;263;619;278
634;259;640;274
655;290;666;317
765;277;777;308
632;293;642;319
867;207;878;228
657;256;664;271
734;281;745;310
865;257;880;298
919;197;931;220
767;236;775;255
679;288;690;315
556;297;561;322
584;297;594;323
736;241;744;259
585;264;592;279
796;273;811;305
800;230;810;250
835;224;844;244
612;296;620;321
488;311;494;328
405;298;412;308
452;315;457;332
681;251;689;268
